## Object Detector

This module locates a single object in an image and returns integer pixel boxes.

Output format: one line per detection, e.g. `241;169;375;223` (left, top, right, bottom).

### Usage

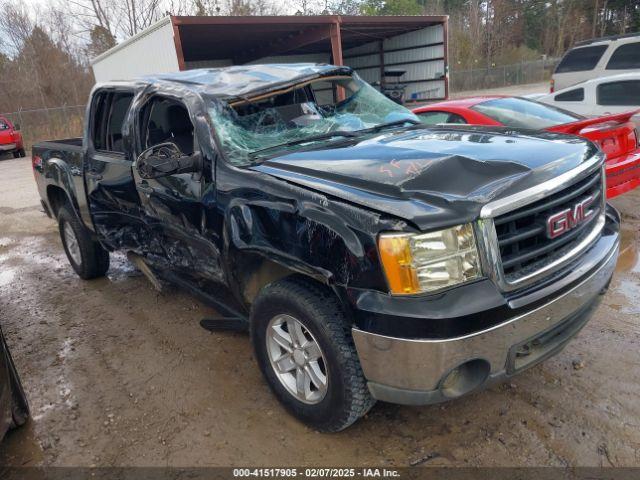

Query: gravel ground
0;155;639;467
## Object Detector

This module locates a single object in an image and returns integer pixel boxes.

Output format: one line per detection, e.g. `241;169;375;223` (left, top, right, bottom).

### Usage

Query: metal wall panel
384;24;444;50
405;81;446;101
346;45;444;70
184;59;234;69
91;17;179;82
249;53;330;65
341;41;380;57
343;24;446;102
183;54;329;71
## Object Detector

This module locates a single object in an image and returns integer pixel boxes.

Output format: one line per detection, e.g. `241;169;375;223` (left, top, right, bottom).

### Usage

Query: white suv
552;33;640;92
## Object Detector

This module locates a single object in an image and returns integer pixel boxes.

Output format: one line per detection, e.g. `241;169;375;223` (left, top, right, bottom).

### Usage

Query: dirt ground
0;155;638;467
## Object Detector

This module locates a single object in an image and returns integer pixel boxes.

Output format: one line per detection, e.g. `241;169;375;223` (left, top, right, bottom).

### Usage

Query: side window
606;42;640;70
107;93;134;153
92;91;134;153
554;88;584;102
555;45;608;73
141;97;195;155
91;92;110;151
447;113;467;124
418;111;467;125
597;80;640;106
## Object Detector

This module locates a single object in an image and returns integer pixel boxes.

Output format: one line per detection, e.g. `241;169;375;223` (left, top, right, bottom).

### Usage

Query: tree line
0;0;638;114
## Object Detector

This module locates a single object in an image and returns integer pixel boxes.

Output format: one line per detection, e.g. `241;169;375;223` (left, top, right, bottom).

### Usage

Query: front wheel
251;277;375;432
58;204;110;279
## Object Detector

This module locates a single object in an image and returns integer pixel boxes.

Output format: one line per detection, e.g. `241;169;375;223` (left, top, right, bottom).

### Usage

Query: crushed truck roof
143;63;352;100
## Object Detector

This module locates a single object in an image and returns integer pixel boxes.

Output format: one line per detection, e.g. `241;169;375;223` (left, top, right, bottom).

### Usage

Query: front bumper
352;207;620;405
606;148;640;198
0;143;17;152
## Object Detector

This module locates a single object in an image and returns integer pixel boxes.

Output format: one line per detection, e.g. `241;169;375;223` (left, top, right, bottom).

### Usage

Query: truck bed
32;137;90;229
35;138;83;151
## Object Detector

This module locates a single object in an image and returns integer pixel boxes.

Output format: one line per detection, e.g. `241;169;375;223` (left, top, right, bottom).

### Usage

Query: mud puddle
616;226;640;274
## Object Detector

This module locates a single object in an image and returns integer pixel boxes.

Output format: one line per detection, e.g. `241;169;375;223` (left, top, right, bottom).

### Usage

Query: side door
549;87;591;117
594;79;640;116
131;94;223;282
85;89;144;249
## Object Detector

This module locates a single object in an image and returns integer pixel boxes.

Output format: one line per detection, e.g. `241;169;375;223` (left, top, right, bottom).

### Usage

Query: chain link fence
1;105;85;154
450;58;560;94
2;60;559;155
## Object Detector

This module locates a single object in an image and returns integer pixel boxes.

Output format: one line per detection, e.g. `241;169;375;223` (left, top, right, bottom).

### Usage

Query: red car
413;96;640;199
0;116;26;159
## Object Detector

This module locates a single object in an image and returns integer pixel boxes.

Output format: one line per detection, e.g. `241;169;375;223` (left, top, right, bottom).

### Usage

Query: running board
200;318;248;333
160;271;249;333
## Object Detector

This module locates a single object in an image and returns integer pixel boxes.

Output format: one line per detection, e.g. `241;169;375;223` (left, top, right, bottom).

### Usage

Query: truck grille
494;169;603;281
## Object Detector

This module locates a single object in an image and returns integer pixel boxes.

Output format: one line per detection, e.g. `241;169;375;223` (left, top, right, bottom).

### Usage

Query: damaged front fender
218;161;400;305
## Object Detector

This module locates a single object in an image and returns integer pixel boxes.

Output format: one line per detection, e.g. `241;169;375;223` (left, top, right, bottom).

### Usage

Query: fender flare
45;159;82;219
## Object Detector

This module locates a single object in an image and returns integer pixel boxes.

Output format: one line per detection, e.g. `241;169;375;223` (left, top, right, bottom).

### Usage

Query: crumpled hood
252;126;599;230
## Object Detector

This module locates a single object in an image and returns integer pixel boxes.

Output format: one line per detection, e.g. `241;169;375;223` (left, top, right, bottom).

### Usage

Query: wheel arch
46;184;76;219
226;247;341;307
44;158;82;220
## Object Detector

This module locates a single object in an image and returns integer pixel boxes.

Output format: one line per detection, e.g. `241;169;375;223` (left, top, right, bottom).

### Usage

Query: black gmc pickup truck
32;64;620;432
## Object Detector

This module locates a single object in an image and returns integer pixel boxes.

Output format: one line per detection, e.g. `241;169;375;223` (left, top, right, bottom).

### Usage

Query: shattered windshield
207;74;419;165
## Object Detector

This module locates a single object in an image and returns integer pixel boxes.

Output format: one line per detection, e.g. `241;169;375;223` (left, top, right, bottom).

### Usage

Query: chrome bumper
0;143;16;151
352;234;619;406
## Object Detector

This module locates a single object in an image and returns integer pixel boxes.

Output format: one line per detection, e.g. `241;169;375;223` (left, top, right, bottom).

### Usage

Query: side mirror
136;142;201;180
13;123;20;131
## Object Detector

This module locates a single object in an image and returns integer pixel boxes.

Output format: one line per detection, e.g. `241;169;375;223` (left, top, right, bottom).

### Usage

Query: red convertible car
413;96;640;198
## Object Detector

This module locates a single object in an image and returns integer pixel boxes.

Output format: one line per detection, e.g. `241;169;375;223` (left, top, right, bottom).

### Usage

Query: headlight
378;224;481;295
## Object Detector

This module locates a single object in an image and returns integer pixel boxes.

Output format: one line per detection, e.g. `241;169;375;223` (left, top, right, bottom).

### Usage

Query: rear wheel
18;149;26;158
58;204;109;279
251;277;374;432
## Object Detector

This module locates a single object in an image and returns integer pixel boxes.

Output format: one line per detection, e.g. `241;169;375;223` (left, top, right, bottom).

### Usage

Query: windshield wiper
358;118;422;134
248;119;421;160
249;130;358;158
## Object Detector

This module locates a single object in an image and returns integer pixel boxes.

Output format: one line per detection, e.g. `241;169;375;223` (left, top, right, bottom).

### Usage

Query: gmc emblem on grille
546;195;595;239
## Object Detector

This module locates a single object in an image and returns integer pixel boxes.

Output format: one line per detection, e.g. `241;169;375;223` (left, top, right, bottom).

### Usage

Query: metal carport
92;15;449;102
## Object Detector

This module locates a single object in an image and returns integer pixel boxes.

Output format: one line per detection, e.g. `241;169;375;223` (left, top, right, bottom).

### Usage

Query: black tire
251;277;375;432
18;149;26;158
12;150;20;158
58;204;110;279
